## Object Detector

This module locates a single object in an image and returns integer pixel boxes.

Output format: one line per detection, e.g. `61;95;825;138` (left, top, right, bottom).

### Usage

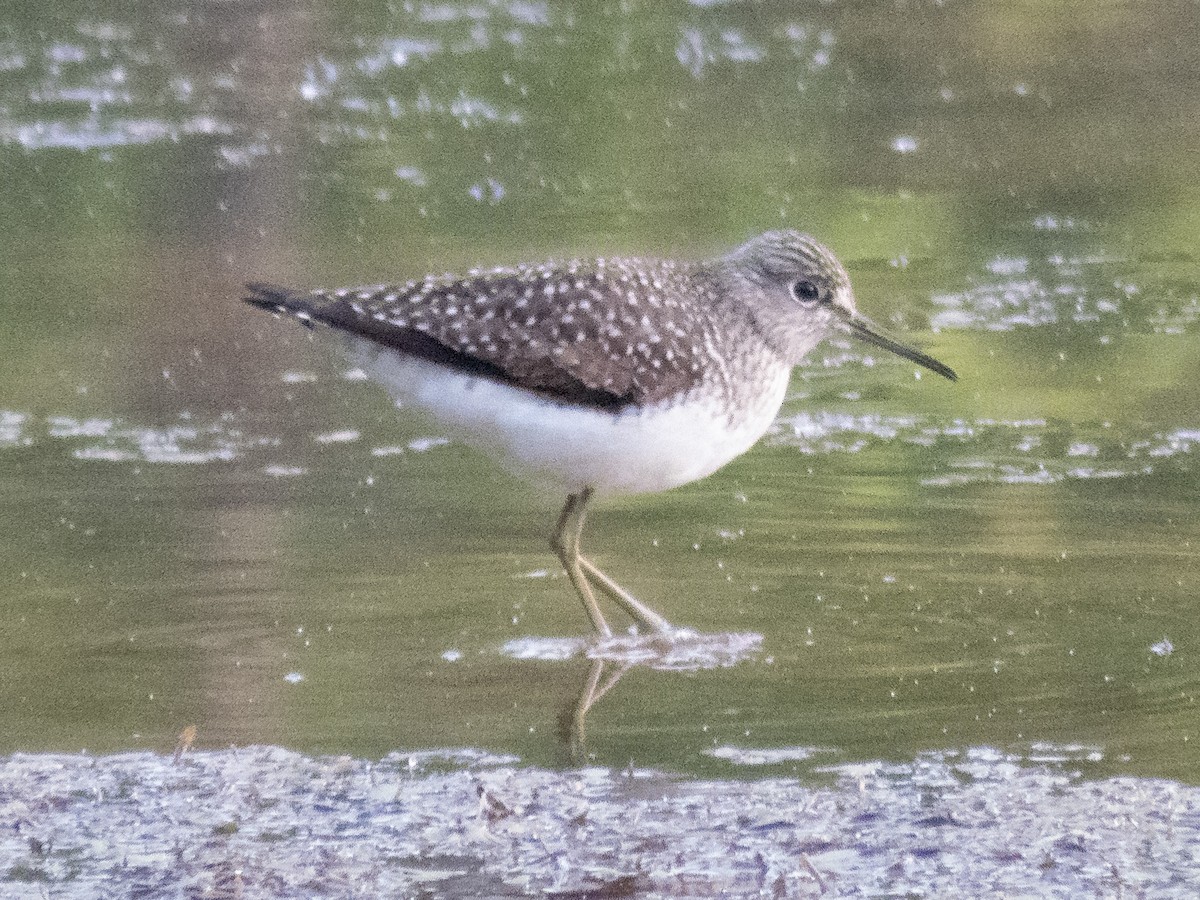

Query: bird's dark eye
791;280;821;304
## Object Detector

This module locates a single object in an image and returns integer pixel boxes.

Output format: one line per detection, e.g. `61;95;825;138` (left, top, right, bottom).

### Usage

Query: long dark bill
843;314;957;382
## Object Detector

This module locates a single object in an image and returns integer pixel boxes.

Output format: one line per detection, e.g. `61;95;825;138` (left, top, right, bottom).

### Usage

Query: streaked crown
714;230;856;364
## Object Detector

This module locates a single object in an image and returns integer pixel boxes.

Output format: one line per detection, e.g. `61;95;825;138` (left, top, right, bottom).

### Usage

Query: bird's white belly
344;336;791;496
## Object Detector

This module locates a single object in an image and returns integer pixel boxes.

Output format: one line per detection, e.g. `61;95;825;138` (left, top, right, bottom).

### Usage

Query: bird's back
245;257;753;412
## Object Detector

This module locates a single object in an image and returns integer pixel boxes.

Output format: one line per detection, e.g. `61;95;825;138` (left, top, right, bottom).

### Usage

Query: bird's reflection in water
503;630;762;762
558;657;635;762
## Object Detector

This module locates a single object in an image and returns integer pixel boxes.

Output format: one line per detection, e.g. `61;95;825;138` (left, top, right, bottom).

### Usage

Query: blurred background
1;0;1198;780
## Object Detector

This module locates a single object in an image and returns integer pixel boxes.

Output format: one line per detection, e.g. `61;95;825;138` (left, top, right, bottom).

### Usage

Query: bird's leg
576;557;676;635
552;490;612;638
559;489;676;636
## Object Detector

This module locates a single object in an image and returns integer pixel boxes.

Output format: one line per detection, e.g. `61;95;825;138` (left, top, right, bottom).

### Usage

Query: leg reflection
559;657;635;763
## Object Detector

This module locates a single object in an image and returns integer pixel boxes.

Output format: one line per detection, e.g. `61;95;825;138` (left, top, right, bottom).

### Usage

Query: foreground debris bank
2;745;1197;897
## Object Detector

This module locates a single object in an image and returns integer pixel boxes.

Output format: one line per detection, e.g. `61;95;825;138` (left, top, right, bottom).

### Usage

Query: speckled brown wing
246;260;710;411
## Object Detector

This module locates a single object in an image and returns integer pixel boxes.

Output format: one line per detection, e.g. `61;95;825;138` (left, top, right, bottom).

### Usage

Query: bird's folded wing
245;267;705;410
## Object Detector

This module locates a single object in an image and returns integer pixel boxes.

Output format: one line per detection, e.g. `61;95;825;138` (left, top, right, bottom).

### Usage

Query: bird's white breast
343;334;791;496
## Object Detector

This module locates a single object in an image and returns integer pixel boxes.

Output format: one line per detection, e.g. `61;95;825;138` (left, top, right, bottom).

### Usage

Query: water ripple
771;411;1199;485
930;252;1199;335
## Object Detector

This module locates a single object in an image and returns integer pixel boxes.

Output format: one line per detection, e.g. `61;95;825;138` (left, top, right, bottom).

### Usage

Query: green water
1;1;1198;781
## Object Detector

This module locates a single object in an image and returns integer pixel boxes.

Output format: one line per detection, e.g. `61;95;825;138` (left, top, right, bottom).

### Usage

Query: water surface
2;0;1199;791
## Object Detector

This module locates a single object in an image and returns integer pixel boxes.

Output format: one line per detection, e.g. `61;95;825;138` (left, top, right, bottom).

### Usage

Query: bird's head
715;230;956;380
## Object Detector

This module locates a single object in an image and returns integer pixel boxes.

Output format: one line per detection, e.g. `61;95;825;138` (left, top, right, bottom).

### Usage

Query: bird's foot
588;627;763;671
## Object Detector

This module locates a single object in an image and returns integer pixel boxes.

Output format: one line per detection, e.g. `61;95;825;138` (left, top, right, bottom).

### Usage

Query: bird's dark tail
243;282;318;328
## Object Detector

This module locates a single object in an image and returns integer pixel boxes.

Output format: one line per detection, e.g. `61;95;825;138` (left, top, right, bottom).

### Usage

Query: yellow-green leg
551;488;676;636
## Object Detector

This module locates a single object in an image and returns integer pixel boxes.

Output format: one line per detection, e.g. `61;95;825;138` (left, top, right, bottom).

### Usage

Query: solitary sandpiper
246;230;955;638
